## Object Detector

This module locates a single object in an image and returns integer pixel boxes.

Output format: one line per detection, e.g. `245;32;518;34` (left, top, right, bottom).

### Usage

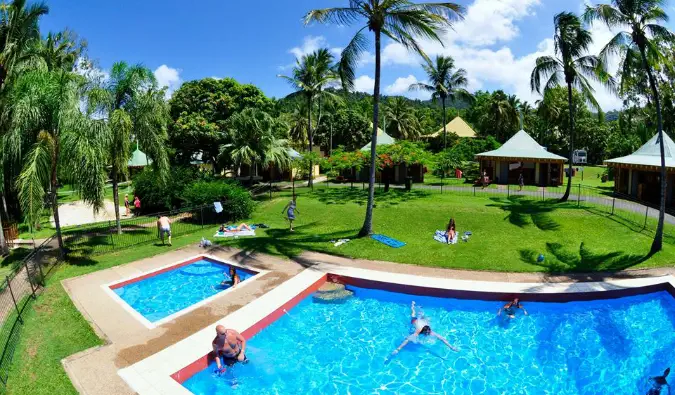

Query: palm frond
16;135;51;229
338;27;369;91
530;56;562;94
304;7;362;26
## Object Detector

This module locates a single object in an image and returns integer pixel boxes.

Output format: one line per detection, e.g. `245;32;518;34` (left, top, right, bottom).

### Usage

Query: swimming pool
182;285;675;394
109;256;257;326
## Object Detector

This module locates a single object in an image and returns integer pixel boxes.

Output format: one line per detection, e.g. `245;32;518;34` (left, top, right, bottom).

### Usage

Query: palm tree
4;68;108;253
220;108;291;184
530;12;613;201
383;97;422;140
484;91;518;142
410;55;472;149
584;0;675;253
286;104;309;150
305;0;464;237
86;62;169;234
278;49;338;187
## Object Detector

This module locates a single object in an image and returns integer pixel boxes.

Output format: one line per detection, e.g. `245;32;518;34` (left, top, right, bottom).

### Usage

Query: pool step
313;282;354;303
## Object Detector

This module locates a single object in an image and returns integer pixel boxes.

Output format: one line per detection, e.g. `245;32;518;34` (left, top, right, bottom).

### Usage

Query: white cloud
353;75;375;93
154;64;182;98
385;75;419;95
289;35;327;59
452;0;541;47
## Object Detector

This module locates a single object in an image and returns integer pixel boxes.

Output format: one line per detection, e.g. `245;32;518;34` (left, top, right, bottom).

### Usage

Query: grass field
3;182;674;394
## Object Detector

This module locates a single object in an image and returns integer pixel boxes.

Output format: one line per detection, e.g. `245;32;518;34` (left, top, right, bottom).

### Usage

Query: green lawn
4;183;674;394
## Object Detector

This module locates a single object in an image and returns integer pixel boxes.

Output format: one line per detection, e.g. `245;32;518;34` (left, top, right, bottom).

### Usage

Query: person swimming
498;298;528;319
218;266;240;288
647;368;671;395
391;301;458;355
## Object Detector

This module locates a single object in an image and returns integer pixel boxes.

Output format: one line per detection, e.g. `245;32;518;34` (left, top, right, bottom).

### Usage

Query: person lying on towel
218;223;253;233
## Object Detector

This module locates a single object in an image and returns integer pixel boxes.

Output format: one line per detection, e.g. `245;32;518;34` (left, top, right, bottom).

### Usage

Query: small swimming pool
110;257;256;325
182;285;675;394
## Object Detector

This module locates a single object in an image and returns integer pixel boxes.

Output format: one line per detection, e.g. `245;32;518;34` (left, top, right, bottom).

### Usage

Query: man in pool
391;301;458;355
497;298;528;319
647;367;671;395
212;325;247;373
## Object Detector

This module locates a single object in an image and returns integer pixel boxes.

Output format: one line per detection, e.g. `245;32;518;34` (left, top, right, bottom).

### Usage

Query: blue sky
41;0;675;111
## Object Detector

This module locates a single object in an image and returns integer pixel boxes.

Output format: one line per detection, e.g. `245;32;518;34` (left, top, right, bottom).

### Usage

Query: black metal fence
0;236;61;386
62;204;224;256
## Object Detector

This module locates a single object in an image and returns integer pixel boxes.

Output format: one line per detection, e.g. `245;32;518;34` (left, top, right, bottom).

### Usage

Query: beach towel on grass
371;234;406;248
434;230;457;244
214;230;255;238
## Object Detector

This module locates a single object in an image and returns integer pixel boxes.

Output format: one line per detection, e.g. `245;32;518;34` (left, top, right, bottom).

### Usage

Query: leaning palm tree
4;69;108;253
220;108;291;184
383;97;422;140
531;12;614;201
86;62;169;234
305;0;464;236
410;55;472;150
278;49;338;187
584;0;674;253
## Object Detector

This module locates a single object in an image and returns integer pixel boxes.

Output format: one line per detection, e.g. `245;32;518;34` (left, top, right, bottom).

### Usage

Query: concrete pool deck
62;244;675;394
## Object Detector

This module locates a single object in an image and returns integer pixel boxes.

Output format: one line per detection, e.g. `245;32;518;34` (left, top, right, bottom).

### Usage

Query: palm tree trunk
307;94;314;188
358;29;381;237
441;96;447;189
112;164;122;235
639;48;666;254
560;82;574;202
0;201;6;256
51;143;64;254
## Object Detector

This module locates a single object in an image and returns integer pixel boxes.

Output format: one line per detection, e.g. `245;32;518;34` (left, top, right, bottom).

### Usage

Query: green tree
220;108;291;184
315;108;370;151
585;0;675;253
305;0;464;236
279;49;338;187
531;12;612;201
483;90;519;142
410;55;472;148
87;62;169;234
383;97;422;140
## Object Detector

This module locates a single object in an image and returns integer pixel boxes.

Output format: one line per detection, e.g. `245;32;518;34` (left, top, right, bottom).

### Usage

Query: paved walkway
60;243;675;394
51;200;122;227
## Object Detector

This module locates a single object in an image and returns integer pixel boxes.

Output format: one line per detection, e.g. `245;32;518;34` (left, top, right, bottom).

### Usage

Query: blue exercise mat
371;234;406;248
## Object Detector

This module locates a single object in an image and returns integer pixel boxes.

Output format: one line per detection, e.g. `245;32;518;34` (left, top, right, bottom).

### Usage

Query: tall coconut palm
4;69;108;253
86;62;169;234
305;0;464;236
484;90;518;142
383;97;422;140
278;49;338;187
410;55;472;150
220;108;291;183
584;0;675;253
531;12;614;201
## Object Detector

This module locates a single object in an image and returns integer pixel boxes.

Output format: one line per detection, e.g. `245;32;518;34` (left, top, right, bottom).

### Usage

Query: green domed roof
128;143;152;167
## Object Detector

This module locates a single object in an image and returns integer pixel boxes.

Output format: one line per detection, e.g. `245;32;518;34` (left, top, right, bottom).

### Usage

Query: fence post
611;197;616;215
201;206;204;229
23;260;35;298
542;187;545;201
6;277;22;324
507;183;510;197
644;206;649;229
108;220;114;248
577;184;581;207
473;185;476;197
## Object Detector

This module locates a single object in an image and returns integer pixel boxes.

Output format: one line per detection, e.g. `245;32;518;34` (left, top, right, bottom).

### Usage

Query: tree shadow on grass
487;196;562;231
307;188;430;207
213;222;359;269
519;241;649;274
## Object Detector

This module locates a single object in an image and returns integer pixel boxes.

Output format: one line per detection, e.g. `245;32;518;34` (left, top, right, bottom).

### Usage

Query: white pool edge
118;263;675;395
102;254;269;330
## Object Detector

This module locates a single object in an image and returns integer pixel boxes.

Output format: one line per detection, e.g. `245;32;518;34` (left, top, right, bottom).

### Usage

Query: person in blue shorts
391;301;458;355
282;196;299;232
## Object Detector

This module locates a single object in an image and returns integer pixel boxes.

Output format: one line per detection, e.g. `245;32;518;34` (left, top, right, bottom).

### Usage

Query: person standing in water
212;325;247;373
647;368;671;395
282;196;299;232
498;298;528;319
392;301;458;355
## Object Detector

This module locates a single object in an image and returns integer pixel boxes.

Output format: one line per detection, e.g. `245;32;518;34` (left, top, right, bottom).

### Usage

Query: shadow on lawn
519;241;649;273
487;196;562;231
307;188;430;207
215;222;358;268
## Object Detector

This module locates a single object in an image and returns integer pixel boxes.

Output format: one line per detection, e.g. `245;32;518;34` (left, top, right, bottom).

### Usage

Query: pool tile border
117;264;675;395
102;254;269;330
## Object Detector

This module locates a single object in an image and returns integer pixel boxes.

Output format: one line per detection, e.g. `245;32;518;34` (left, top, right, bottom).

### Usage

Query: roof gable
475;130;567;161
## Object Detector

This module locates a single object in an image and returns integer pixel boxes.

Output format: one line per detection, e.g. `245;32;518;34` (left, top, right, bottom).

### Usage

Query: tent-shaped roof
475;130;567;162
128;143;152;167
360;125;395;151
605;132;675;169
426;116;477;138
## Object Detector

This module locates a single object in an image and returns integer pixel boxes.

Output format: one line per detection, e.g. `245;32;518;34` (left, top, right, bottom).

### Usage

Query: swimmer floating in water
647;367;671;395
497;298;528;319
391;301;458;355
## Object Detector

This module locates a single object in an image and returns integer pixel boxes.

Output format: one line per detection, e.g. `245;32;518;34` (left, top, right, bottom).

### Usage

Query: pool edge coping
117;263;675;395
102;254;270;330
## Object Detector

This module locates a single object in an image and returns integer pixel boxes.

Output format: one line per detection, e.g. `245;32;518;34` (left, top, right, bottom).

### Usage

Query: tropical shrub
133;167;212;213
182;180;255;221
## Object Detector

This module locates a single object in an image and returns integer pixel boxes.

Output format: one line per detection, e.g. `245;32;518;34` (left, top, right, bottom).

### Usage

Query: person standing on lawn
282;196;299;232
518;173;524;192
124;194;130;216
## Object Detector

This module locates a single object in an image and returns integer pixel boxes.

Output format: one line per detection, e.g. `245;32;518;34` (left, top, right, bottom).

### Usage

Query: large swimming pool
182;285;675;394
112;258;255;323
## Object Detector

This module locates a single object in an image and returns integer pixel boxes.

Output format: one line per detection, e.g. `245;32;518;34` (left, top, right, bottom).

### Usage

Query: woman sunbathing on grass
218;223;252;233
391;301;458;356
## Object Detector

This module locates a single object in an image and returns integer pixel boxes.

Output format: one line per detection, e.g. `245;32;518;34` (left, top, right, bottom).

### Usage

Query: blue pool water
113;259;254;322
183;286;675;394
